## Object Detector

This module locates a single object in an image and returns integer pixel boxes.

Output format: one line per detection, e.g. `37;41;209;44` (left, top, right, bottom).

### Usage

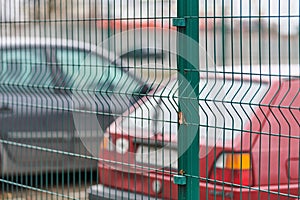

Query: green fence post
175;0;199;199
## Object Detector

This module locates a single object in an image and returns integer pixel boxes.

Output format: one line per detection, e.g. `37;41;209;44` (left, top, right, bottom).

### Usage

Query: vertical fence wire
0;0;299;200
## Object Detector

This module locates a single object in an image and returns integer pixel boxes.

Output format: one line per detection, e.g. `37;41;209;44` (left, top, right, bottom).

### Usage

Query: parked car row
0;37;298;199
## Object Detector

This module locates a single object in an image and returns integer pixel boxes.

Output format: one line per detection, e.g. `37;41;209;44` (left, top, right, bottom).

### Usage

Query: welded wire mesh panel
0;0;299;200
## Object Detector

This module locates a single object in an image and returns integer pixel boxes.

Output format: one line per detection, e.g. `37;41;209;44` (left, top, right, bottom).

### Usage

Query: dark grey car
0;37;150;175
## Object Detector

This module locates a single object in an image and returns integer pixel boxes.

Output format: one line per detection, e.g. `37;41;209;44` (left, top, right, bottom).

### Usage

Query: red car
91;65;299;200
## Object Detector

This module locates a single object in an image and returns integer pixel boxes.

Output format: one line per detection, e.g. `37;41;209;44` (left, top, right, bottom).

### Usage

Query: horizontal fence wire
0;0;299;200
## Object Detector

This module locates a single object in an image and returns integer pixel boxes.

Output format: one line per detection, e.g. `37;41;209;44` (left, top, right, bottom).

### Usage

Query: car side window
56;48;86;87
56;48;141;96
56;49;110;90
0;48;53;87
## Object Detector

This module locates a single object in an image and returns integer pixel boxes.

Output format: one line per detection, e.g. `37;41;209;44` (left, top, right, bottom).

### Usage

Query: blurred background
1;0;299;69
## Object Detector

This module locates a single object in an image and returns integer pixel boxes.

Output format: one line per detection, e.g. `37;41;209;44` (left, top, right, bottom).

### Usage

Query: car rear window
121;77;269;143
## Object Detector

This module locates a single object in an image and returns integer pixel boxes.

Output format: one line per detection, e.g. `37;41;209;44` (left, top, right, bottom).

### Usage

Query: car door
0;46;77;174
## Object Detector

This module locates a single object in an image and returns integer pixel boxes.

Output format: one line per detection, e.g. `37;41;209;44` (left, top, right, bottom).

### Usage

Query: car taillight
210;153;253;186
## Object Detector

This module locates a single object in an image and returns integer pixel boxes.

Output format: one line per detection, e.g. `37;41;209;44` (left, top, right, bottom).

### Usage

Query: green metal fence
0;0;299;200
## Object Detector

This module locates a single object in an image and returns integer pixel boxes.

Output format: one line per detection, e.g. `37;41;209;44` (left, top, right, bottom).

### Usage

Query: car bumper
88;184;162;200
89;183;299;200
97;166;299;200
201;182;300;200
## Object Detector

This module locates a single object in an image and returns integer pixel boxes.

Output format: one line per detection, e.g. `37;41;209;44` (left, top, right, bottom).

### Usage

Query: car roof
0;38;298;80
148;64;299;96
0;37;120;63
215;64;299;81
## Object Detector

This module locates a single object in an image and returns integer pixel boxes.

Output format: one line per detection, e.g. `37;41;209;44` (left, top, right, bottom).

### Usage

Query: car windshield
121;77;269;143
56;49;142;95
